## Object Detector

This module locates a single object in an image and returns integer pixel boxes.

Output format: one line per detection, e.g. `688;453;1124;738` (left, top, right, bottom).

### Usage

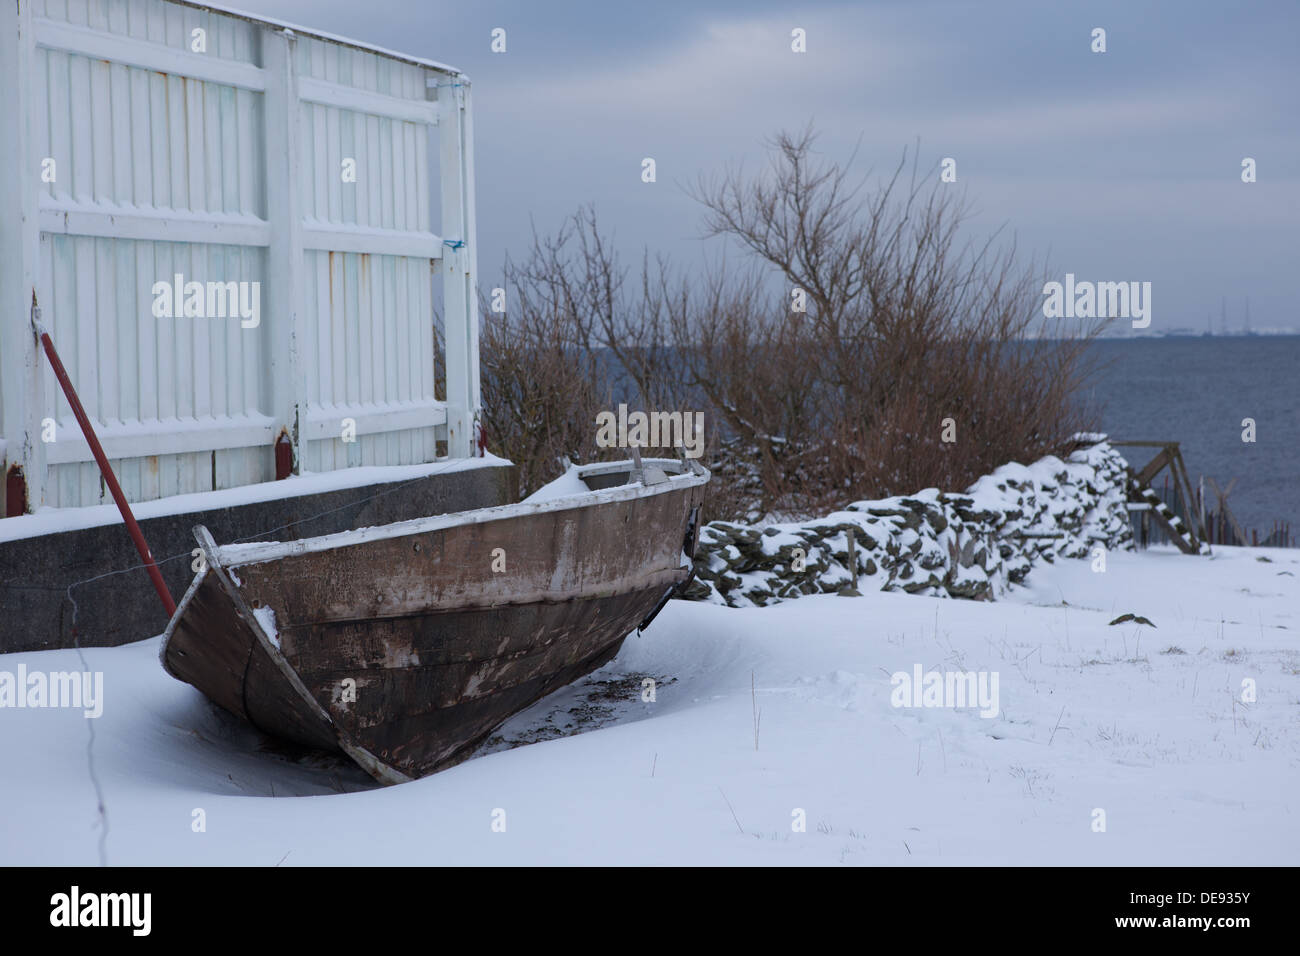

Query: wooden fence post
439;78;482;458
263;27;304;475
0;1;45;513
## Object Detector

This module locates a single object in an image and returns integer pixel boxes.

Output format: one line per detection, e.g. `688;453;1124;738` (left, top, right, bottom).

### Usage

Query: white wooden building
0;0;482;514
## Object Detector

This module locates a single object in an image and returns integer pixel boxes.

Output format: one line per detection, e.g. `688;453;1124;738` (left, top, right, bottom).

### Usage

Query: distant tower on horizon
1244;296;1251;334
1221;296;1228;336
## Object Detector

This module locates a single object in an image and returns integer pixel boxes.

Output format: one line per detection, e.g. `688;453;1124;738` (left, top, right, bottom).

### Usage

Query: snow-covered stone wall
682;438;1134;606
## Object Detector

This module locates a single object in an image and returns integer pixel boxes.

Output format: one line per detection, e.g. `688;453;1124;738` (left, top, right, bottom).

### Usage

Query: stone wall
682;438;1133;607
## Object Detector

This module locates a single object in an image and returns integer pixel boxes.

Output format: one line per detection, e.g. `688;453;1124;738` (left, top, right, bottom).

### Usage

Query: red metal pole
37;329;177;617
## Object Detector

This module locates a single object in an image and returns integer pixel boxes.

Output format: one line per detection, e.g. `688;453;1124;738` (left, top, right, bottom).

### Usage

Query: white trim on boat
214;460;710;568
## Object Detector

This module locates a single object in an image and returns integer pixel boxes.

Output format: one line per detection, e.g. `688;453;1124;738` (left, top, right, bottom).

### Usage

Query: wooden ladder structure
1110;440;1209;555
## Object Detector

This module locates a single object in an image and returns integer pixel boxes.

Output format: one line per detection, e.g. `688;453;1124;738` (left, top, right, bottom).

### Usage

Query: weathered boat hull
160;460;707;783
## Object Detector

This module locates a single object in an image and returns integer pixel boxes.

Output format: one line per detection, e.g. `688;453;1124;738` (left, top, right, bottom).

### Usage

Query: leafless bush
478;305;611;499
674;126;1104;514
450;213;696;500
466;126;1103;518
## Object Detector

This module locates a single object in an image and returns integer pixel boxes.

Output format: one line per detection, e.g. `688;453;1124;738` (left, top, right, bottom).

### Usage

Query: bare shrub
674;126;1104;514
452;213;697;500
465;126;1103;519
477;303;610;499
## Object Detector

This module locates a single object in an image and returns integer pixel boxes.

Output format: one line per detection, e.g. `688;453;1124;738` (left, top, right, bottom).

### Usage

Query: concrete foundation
0;460;516;654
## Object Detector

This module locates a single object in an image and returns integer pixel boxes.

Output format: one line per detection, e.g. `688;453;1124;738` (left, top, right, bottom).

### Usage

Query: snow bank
3;543;1295;865
685;437;1134;607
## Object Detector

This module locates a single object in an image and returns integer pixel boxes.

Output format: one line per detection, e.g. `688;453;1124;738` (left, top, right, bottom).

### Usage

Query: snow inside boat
160;458;709;784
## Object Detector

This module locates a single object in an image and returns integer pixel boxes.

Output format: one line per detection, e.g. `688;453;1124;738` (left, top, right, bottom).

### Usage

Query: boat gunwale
211;458;709;570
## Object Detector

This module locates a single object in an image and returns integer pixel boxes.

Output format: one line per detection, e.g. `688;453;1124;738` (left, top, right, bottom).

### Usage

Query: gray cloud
239;0;1300;330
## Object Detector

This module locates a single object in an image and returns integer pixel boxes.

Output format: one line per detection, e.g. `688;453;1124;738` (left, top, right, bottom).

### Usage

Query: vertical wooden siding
3;0;461;510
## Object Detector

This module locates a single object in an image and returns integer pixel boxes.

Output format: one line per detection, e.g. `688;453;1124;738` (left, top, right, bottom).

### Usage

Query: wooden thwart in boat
160;459;708;783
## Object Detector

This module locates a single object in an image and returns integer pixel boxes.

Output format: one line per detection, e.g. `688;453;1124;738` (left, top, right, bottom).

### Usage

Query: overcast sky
239;0;1299;333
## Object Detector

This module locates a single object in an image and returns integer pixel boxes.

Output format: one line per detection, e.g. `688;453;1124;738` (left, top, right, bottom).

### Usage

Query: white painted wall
0;0;481;512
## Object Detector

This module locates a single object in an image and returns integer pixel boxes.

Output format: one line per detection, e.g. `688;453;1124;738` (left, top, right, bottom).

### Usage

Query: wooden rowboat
160;458;708;784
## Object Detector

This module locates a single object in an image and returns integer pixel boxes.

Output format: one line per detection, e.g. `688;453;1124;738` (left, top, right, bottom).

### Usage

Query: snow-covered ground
2;544;1296;865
